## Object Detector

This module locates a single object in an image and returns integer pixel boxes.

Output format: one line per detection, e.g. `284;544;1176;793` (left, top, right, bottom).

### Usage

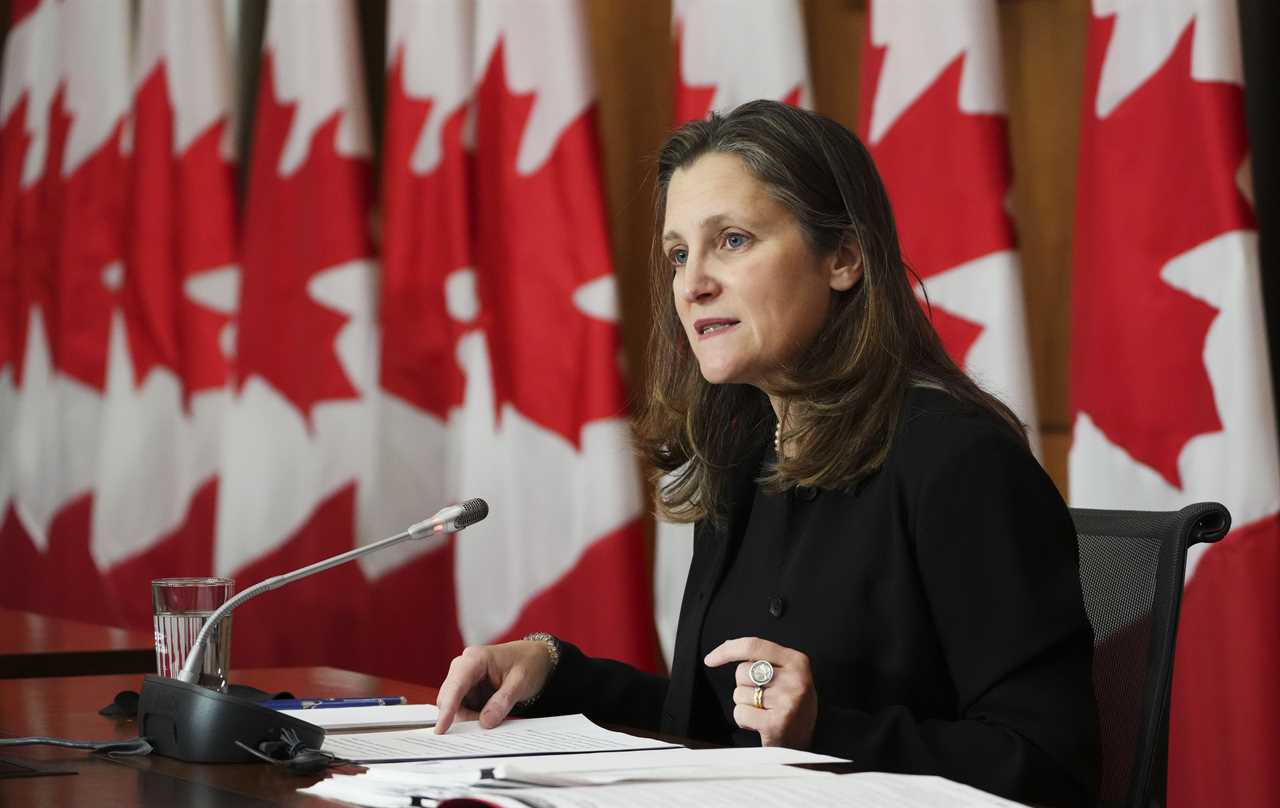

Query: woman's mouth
694;318;740;339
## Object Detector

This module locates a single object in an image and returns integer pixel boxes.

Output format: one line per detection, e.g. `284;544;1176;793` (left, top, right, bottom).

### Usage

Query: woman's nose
681;255;719;303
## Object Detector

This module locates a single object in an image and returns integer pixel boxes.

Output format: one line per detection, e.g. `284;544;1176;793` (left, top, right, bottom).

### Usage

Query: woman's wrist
516;632;561;709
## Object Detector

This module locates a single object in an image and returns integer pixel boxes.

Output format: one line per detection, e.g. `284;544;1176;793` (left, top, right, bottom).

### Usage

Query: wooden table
0;609;156;678
0;666;440;806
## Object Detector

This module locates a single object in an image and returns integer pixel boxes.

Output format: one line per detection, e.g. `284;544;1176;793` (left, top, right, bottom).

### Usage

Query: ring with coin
753;685;765;709
749;659;775;687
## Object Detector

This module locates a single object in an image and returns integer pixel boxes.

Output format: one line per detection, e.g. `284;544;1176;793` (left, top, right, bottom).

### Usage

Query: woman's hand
434;640;555;734
704;637;818;749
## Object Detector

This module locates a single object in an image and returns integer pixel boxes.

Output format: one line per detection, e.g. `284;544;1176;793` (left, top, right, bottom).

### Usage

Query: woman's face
662;152;860;390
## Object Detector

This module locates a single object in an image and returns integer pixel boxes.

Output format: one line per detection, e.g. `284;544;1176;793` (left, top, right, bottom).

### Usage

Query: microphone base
137;675;325;763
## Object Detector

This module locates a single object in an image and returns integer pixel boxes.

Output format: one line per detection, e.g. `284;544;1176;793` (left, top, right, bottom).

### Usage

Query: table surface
0;608;156;678
0;666;441;806
0;609;154;655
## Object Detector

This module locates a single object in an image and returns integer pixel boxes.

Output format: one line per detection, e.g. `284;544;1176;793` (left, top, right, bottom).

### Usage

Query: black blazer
527;389;1099;807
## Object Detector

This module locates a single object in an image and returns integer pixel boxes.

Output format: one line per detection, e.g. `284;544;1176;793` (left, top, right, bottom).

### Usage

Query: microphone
176;498;488;684
137;498;488;763
408;497;489;538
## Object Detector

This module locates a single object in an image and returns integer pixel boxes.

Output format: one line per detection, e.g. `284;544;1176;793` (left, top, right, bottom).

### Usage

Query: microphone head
454;498;489;530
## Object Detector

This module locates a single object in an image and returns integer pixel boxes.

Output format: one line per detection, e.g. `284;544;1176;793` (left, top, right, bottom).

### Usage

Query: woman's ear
828;241;864;292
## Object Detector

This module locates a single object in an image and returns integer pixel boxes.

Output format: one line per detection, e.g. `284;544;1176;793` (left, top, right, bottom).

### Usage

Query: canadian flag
0;0;130;617
857;0;1039;446
1070;2;1280;805
671;0;810;123
380;0;654;673
1;0;653;686
215;0;384;670
87;0;239;628
657;0;812;666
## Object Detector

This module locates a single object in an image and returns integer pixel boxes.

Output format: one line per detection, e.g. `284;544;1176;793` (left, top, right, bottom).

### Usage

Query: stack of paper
306;739;845;806
305;770;1026;808
364;745;843;786
302;715;1024;807
320;714;678;764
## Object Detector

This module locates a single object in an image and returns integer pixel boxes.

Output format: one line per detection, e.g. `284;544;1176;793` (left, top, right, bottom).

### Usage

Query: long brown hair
634;100;1025;525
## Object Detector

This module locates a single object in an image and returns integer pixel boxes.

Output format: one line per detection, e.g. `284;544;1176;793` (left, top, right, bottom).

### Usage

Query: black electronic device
137;675;324;763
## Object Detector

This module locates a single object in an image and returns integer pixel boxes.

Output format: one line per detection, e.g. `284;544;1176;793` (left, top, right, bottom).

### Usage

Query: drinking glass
151;577;234;691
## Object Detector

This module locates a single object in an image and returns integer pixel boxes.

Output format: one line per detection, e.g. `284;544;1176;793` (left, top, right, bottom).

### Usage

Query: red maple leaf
378;50;469;419
0;97;33;372
859;43;1016;367
1071;18;1252;488
672;24;717;126
123;62;236;406
922;299;985;371
1;86;121;391
53;100;127;391
236;53;374;422
470;43;629;446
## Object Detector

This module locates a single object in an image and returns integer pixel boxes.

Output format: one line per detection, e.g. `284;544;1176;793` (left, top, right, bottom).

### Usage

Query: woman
433;101;1099;807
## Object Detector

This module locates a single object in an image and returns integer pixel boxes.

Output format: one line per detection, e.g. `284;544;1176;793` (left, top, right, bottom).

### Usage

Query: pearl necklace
774;420;782;457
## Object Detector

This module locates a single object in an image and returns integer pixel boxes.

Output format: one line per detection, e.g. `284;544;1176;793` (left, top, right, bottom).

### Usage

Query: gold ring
753;686;765;710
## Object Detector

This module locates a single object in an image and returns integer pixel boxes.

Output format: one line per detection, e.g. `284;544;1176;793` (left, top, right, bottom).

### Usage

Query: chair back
1069;502;1230;808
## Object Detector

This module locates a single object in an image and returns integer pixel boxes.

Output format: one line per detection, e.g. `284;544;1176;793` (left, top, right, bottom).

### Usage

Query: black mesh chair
1069;502;1231;808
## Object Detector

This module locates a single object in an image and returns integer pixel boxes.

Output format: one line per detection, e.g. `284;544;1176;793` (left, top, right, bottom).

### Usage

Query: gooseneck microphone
138;498;488;763
176;498;489;684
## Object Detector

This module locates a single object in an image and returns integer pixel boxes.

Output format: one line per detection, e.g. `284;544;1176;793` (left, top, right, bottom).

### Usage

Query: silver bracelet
518;632;561;708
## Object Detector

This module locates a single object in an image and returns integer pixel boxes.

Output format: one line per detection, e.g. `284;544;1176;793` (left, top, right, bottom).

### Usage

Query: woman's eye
723;233;748;249
670;248;688;267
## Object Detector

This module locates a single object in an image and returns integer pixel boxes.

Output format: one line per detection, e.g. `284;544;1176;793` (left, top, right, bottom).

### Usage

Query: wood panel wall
587;0;1086;495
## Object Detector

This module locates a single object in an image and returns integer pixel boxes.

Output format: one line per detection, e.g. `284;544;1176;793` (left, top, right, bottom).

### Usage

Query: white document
321;714;678;763
480;774;1030;806
360;746;845;787
300;774;476;807
302;772;1028;807
277;703;439;731
493;763;829;787
302;765;831;808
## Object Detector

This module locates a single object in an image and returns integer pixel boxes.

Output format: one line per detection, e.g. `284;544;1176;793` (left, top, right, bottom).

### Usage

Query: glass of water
151;577;234;691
